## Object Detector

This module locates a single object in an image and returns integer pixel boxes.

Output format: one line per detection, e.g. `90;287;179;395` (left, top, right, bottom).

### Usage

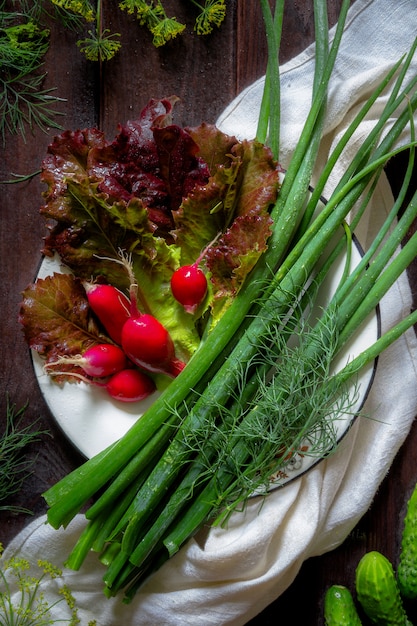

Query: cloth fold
3;0;417;623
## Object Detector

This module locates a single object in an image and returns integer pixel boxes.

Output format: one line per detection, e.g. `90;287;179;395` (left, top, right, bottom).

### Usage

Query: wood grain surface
1;1;416;623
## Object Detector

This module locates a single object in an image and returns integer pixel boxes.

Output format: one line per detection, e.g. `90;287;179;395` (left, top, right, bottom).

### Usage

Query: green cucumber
398;482;417;599
324;584;362;625
355;551;411;625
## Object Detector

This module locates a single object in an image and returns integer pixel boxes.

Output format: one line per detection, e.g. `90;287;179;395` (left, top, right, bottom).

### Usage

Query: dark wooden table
1;1;416;623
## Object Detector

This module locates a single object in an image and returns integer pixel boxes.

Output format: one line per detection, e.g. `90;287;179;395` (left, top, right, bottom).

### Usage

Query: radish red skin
121;314;176;373
170;265;207;314
106;369;156;403
84;283;130;345
80;344;128;377
44;343;128;378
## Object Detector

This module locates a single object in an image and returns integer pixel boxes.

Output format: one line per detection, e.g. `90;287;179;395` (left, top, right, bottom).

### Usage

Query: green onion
43;0;417;602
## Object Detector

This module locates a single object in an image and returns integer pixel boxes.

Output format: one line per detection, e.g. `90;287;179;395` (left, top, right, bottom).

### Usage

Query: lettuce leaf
19;273;102;381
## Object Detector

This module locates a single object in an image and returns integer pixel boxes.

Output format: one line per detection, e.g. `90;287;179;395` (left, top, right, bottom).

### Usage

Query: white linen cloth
3;0;417;623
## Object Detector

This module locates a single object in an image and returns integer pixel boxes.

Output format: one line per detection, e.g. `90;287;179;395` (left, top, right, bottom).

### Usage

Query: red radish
170;264;207;314
84;282;130;345
48;367;156;403
170;235;221;314
121;313;181;375
45;343;128;378
106;369;156;403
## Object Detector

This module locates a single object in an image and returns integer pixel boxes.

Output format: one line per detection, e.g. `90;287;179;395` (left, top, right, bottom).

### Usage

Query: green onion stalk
43;0;417;602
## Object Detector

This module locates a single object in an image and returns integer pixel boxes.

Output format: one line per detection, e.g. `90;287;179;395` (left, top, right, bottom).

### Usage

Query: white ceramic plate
32;241;379;485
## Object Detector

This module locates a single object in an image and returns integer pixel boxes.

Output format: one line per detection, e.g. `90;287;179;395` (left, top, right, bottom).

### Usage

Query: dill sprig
76;0;121;61
0;397;49;514
76;27;121;60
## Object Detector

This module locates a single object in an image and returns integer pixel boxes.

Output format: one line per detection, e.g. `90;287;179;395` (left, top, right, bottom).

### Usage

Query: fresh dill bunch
0;544;97;625
0;10;64;144
0;397;49;514
191;0;227;35
177;293;360;522
219;308;360;510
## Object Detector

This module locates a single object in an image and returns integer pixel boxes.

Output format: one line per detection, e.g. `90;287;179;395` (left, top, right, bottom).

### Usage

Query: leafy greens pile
20;95;279;374
18;0;417;605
